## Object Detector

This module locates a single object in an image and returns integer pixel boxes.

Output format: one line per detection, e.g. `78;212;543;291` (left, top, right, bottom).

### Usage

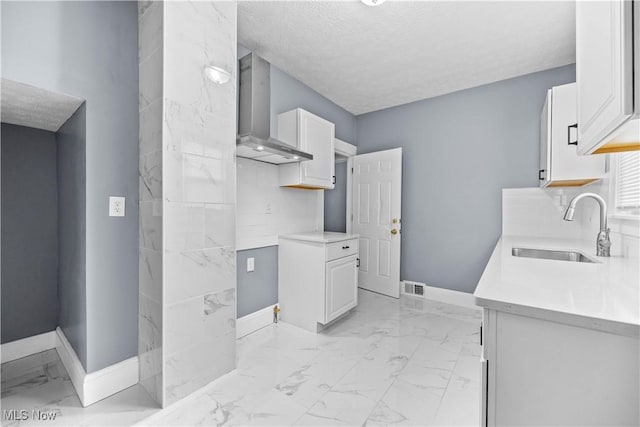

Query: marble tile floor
0;350;158;427
1;290;482;426
140;289;482;426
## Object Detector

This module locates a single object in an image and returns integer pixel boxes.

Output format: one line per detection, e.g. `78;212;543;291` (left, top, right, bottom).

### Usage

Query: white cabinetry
278;108;336;189
480;309;639;426
539;83;604;187
576;0;640;154
278;233;358;332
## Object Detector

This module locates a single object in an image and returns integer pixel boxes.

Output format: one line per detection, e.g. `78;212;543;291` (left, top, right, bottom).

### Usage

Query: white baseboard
237;304;277;339
1;331;57;363
56;327;139;407
401;281;479;309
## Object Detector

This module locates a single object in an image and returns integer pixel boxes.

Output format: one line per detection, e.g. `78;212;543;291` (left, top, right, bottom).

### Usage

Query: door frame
346;155;354;234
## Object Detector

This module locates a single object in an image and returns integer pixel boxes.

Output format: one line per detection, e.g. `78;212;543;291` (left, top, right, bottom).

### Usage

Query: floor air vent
402;280;427;298
404;282;414;295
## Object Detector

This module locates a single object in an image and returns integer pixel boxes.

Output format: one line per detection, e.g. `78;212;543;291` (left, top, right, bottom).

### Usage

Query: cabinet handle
538;169;546;181
356;258;360;267
342;245;350;249
332;175;336;184
567;123;578;145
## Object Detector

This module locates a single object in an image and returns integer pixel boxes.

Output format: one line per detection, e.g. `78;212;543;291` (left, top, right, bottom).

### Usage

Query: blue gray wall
236;45;356;317
356;64;576;293
2;1;139;372
1;124;59;343
324;161;348;232
237;247;278;318
57;106;87;366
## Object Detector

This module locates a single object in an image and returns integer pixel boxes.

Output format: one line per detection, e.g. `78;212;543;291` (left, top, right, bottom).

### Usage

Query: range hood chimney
236;53;313;164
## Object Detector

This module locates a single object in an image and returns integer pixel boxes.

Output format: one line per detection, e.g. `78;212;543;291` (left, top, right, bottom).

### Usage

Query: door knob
391;229;398;235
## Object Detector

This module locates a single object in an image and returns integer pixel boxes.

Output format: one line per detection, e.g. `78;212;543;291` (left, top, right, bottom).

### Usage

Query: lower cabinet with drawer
278;233;359;333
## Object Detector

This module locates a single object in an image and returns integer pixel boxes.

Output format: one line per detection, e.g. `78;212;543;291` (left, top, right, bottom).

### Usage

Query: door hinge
351;167;354;174
480;324;483;346
356;258;360;267
332;175;336;184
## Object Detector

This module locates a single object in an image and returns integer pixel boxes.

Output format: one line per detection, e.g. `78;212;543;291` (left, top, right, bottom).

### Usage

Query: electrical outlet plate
109;196;125;217
247;257;255;272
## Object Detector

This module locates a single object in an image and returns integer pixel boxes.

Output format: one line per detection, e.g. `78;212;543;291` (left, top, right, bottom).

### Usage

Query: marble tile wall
138;0;164;406
162;0;237;407
138;0;237;408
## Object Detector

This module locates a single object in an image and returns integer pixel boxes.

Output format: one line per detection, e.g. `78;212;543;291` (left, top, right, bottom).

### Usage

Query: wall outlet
109;196;125;217
247;257;255;272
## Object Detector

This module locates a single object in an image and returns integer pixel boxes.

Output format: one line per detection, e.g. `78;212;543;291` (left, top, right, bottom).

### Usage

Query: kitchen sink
511;247;597;263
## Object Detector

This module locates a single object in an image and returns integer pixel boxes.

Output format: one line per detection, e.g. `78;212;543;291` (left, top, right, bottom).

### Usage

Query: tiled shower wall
138;0;238;407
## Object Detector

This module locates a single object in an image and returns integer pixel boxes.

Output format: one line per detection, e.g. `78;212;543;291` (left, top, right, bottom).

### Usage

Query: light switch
247;257;255;272
109;196;125;217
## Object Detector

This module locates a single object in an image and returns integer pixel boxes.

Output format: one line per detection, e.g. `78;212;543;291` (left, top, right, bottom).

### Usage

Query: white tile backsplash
237;157;322;250
502;182;639;262
502;187;586;239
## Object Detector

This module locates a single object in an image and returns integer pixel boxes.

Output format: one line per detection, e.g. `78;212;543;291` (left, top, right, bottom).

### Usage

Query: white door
351;148;402;298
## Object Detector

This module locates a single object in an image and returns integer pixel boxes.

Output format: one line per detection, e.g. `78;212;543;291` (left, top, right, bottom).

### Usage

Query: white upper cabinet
539;83;605;187
278;108;336;189
576;0;639;155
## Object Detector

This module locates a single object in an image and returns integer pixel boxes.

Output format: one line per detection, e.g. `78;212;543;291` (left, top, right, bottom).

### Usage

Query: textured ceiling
1;79;83;132
238;1;576;115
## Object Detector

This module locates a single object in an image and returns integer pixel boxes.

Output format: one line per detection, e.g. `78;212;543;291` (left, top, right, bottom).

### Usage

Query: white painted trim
236;304;277;339
55;327;139;407
335;138;357;161
55;327;86;404
401;281;479;309
1;331;57;363
346;156;353;234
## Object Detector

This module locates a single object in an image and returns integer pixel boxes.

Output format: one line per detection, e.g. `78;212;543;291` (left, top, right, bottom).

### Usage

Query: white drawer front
326;239;358;261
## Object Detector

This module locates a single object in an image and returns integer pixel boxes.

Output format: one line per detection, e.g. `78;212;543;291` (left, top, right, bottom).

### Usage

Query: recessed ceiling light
256;146;264;151
361;0;386;6
204;65;231;84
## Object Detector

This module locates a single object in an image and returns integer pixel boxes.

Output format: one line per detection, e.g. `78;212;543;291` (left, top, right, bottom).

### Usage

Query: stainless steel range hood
237;53;313;165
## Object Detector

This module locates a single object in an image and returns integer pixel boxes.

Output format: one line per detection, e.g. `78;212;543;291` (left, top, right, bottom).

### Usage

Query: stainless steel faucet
563;192;611;257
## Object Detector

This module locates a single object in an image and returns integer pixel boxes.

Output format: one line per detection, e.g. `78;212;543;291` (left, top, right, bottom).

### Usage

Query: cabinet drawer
327;239;358;261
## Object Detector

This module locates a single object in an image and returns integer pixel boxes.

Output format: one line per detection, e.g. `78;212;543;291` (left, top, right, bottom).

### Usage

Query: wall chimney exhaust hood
236;53;313;164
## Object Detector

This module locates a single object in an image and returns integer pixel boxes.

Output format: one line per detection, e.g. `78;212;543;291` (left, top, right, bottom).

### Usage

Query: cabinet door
539;90;552;187
299;110;335;188
550;83;605;182
324;255;358;324
480;357;488;427
576;0;633;155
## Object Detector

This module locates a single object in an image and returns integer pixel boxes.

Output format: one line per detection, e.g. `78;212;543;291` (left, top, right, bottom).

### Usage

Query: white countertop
474;236;639;337
279;232;359;244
